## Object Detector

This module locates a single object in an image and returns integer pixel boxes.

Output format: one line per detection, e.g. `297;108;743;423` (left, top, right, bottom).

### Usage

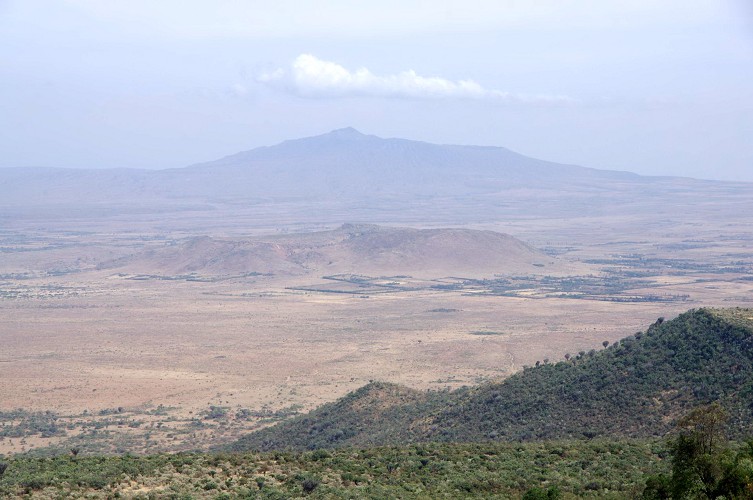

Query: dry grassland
1;214;752;454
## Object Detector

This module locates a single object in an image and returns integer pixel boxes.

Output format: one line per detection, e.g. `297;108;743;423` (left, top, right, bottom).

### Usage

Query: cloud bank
258;54;570;104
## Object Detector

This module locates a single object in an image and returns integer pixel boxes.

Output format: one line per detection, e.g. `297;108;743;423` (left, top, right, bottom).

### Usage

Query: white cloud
257;54;571;104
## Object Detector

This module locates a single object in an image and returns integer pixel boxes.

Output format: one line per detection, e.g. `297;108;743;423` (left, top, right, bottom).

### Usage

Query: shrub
522;486;561;499
301;477;320;494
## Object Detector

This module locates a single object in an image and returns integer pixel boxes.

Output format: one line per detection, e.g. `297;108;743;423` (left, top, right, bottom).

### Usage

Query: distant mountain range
229;308;753;451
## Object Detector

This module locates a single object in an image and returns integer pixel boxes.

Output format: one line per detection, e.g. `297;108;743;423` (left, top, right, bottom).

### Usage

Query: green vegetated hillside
232;308;753;452
0;440;670;498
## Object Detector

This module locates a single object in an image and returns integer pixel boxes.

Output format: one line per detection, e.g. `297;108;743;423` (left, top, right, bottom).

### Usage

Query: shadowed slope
228;382;452;452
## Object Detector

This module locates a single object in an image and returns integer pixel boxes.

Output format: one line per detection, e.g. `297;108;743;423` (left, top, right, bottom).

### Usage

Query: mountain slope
231;308;753;451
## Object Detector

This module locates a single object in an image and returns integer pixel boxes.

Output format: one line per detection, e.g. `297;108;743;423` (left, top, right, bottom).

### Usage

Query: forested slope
428;308;753;442
233;308;753;451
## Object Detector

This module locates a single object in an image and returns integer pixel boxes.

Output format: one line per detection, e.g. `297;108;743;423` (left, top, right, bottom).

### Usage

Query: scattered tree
643;403;753;499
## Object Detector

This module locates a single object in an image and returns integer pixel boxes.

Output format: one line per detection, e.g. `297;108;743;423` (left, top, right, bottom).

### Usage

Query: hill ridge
230;308;753;451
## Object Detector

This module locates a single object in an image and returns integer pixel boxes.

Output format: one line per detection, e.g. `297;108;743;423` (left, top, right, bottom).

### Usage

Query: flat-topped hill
102;224;560;278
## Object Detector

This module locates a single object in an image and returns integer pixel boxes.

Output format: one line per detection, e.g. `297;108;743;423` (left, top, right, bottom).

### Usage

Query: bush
522;486;561;499
642;474;671;499
301;477;320;494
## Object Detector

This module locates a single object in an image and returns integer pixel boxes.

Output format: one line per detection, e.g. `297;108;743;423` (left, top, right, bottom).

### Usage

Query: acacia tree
670;403;728;498
676;403;728;456
643;403;753;499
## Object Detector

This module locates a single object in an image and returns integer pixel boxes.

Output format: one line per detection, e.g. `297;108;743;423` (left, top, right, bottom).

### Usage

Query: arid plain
2;198;752;455
2;129;753;454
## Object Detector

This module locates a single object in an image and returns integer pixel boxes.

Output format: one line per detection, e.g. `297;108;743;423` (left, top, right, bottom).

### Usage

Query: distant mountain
172;127;639;199
230;308;753;451
0;127;684;206
3;128;750;229
101;224;562;278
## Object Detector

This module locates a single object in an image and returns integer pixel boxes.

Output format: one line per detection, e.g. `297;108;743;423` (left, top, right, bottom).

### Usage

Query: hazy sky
1;1;752;180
